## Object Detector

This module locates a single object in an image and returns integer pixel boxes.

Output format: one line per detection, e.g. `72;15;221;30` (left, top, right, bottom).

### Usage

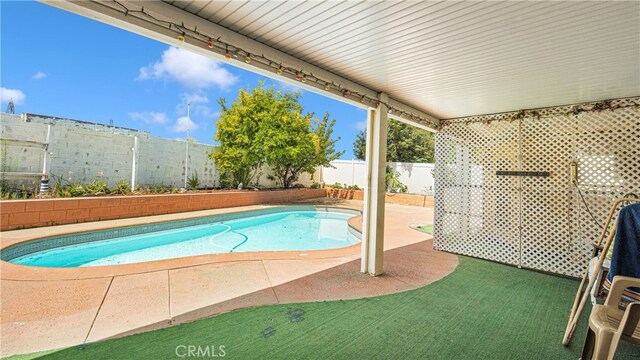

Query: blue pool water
5;209;360;268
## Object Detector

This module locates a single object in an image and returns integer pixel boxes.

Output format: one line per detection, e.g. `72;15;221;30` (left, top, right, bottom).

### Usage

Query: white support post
184;102;190;189
42;125;51;175
361;93;388;276
131;136;138;191
184;141;189;189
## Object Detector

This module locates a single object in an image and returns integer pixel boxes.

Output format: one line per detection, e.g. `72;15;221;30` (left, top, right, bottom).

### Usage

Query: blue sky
0;1;366;159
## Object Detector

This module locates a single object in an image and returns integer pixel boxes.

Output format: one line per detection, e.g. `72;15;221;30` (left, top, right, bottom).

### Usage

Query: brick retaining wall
0;189;326;231
325;189;434;207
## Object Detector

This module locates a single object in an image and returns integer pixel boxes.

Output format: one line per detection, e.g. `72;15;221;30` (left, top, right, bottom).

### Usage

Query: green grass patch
16;257;640;360
416;223;433;235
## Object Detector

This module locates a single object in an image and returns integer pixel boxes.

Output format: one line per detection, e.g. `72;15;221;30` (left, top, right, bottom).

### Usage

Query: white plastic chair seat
590;304;640;344
581;276;640;360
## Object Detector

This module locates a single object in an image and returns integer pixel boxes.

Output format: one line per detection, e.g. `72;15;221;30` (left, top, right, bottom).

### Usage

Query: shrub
85;180;109;195
68;181;87;197
111;180;131;195
187;171;200;190
385;166;408;193
149;184;167;194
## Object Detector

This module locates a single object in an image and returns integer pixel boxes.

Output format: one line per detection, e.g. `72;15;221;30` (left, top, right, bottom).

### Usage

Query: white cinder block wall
0;113;219;189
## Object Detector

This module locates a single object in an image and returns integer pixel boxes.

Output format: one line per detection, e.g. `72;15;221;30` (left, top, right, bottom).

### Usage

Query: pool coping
0;204;363;281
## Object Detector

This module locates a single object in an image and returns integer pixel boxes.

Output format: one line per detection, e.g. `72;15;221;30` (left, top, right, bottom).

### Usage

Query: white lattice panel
435;97;640;277
434;119;520;266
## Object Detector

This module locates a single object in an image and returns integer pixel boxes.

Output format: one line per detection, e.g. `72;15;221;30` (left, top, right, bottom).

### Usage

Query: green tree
212;84;300;187
353;119;435;163
213;83;343;189
263;112;344;189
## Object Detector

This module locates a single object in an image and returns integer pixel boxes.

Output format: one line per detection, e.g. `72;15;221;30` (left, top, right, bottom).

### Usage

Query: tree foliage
212;83;343;189
353;119;435;163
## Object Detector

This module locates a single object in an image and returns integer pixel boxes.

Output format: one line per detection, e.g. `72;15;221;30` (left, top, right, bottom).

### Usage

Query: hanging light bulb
300;75;307;83
177;33;186;42
360;96;366;103
224;45;231;59
276;66;284;75
324;83;330;91
342;91;350;98
207;39;214;48
295;73;303;81
375;101;381;107
244;55;252;64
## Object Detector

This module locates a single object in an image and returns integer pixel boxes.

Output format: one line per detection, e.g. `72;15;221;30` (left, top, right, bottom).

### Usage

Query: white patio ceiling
165;0;640;119
46;1;639;121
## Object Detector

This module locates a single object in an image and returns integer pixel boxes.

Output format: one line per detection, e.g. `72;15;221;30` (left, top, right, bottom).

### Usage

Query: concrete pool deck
0;199;458;357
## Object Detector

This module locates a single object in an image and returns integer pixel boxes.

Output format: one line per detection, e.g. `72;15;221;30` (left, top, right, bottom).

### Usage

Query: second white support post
131;136;138;192
361;93;388;276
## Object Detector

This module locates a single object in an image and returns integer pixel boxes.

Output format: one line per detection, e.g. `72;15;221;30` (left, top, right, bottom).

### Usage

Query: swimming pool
1;207;360;268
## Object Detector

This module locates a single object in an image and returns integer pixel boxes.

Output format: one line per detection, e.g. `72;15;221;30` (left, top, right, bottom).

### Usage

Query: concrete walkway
0;200;457;357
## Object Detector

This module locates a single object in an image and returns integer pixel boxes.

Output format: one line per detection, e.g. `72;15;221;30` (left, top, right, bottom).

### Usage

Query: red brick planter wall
326;189;433;207
0;189;326;231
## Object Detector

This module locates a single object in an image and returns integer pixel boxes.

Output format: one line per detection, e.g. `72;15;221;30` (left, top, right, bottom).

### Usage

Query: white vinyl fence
321;159;435;195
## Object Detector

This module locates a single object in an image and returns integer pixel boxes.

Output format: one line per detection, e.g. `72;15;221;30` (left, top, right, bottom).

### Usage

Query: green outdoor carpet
16;256;640;359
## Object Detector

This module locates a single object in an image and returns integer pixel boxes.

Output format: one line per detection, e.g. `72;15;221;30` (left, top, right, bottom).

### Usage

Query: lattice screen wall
434;97;640;277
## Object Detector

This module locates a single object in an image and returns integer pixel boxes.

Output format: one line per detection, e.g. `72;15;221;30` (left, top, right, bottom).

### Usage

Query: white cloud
176;91;213;117
129;112;169;124
0;87;26;105
183;91;209;104
354;120;367;131
137;46;238;89
171;116;199;133
194;104;216;118
32;72;47;80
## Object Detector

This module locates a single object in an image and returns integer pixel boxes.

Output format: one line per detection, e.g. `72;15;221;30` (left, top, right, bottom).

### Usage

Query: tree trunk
282;168;290;189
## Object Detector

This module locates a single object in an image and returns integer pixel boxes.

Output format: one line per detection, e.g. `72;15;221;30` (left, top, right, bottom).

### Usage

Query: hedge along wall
0;188;327;231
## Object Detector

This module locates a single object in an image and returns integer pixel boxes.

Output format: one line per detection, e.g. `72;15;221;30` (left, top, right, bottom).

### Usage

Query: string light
109;0;439;129
440;97;640;127
224;45;231;59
